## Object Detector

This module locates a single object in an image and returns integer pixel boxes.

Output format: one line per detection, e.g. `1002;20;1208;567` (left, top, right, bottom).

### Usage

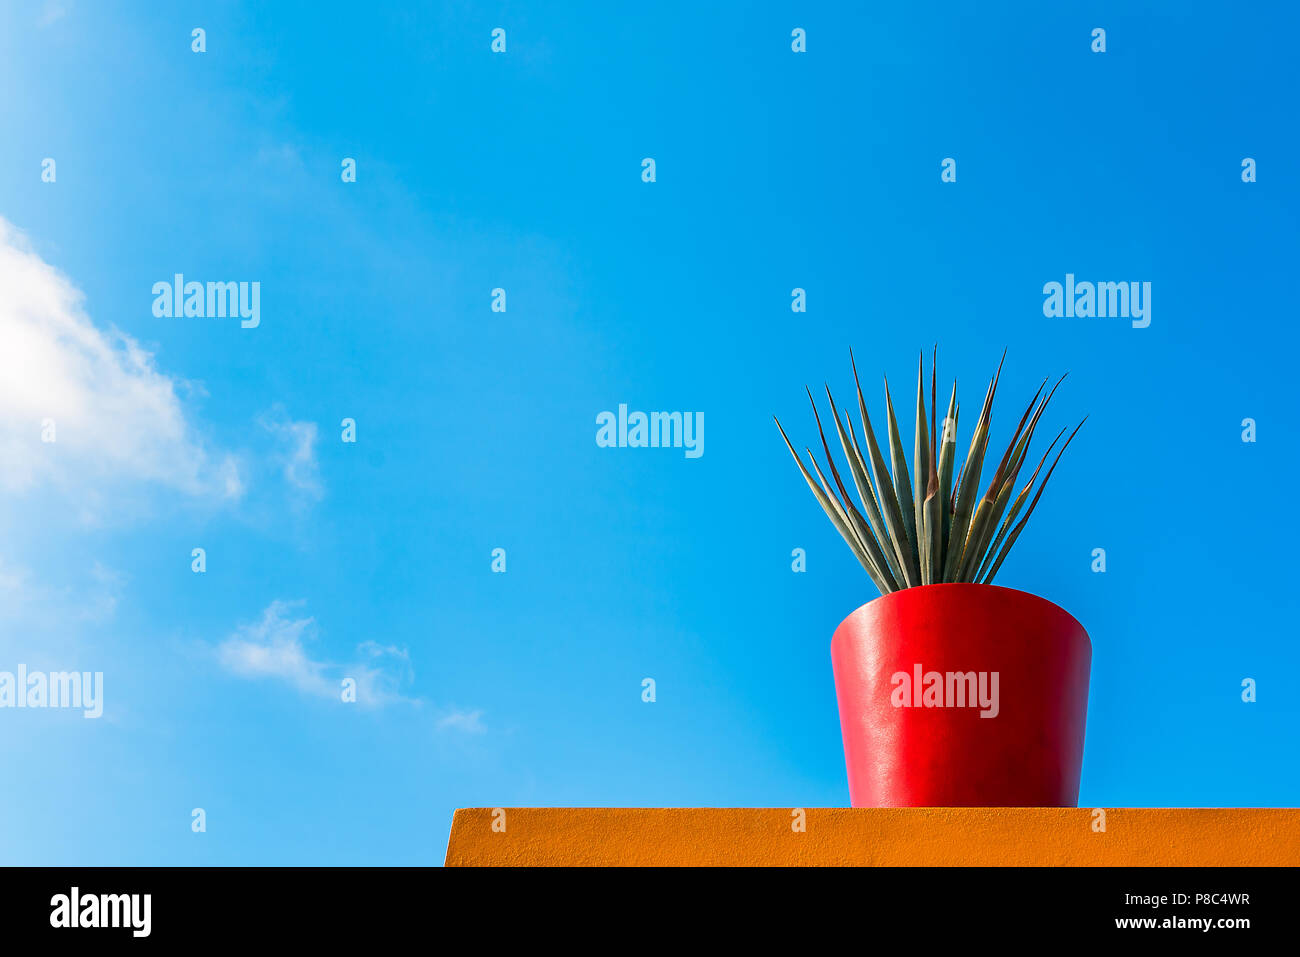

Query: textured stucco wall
445;808;1300;866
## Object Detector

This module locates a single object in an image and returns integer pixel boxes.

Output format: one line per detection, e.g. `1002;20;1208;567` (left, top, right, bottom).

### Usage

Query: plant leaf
981;418;1086;584
883;376;922;584
827;393;906;589
824;388;904;590
780;351;1081;594
806;449;896;591
936;383;958;574
912;353;931;581
851;350;918;587
803;389;895;586
974;427;1065;583
774;416;892;593
943;351;1004;580
958;377;1046;580
961;375;1068;578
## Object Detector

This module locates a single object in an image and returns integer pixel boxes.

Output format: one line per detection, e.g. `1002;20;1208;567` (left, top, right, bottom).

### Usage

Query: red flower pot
830;583;1091;807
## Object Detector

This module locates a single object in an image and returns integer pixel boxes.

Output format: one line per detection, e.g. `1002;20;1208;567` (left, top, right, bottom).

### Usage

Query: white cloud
217;600;415;709
37;2;68;28
258;407;322;500
0;555;125;639
436;709;486;734
217;600;330;696
255;143;305;173
0;217;241;508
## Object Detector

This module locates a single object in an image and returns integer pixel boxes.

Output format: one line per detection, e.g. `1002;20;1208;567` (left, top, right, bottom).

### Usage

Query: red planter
830;583;1091;807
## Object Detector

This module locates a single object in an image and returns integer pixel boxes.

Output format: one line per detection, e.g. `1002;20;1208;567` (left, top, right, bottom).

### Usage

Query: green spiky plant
775;349;1085;595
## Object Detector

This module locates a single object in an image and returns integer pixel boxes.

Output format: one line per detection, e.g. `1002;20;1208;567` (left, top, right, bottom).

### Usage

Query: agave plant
775;349;1084;594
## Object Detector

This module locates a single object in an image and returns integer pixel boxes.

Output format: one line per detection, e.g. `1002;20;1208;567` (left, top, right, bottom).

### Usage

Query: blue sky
0;1;1296;865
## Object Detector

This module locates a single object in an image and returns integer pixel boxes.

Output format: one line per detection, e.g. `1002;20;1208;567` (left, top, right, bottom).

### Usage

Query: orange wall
446;807;1300;866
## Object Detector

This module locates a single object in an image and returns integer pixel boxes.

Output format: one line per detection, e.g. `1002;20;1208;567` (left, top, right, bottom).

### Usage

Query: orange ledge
445;808;1300;866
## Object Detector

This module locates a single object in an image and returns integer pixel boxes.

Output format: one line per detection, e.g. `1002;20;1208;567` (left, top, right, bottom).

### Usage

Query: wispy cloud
257;407;323;501
0;217;241;511
436;709;486;734
0;555;126;643
36;1;68;28
217;600;415;709
254;143;305;173
217;600;331;697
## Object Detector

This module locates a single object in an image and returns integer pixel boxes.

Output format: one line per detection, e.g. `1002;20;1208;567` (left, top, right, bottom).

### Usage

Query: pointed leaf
974;427;1065;583
828;393;905;589
883;376;921;583
774;417;891;593
958;378;1046;579
981;419;1086;584
912;352;931;578
943;351;1004;580
936;383;958;574
822;389;903;590
851;351;918;586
